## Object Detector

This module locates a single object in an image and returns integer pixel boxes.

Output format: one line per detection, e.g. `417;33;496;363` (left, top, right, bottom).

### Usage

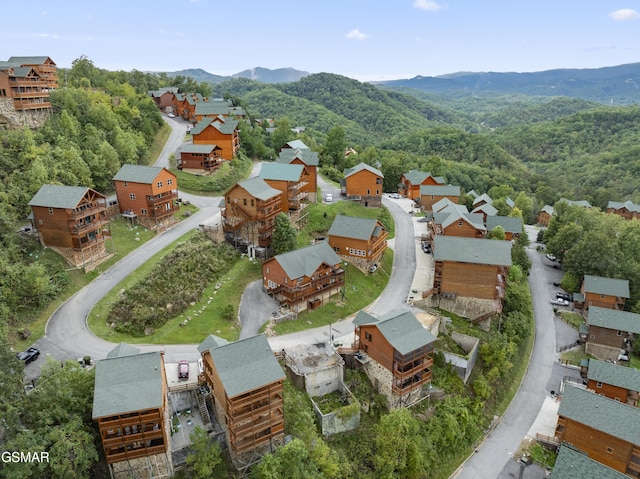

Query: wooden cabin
551;444;629;479
194;99;231;123
578;275;630;312
341;163;384;207
29;185;110;268
585;306;640;361
398;170;445;200
555;385;640;476
472;193;493;209
177;143;224;172
199;334;285;467
0;56;57;114
607;200;640;221
586;359;640;406
92;350;172;475
221;177;282;249
276;148;319;202
352;310;436;409
113;165;178;229
537;205;554;227
262;242;344;312
419;185;461;211
430;201;485;241
433;236;511;303
327;214;388;271
148;87;179;111
485;215;523;241
259;163;309;212
470;202;498;222
192;116;240;160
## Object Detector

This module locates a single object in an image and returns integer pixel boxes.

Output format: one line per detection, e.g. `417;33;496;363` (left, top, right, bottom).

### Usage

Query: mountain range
164;66;310;84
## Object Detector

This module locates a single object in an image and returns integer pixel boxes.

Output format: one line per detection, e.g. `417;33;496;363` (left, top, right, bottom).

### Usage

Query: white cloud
609;8;640;21
346;29;369;41
413;0;443;11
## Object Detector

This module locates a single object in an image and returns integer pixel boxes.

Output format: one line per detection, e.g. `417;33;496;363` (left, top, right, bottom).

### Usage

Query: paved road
455;226;557;479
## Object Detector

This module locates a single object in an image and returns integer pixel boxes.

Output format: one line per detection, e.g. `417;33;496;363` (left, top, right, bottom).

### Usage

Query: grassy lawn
560;344;590;365
88;238;262;344
558;311;585;329
265;248;393;336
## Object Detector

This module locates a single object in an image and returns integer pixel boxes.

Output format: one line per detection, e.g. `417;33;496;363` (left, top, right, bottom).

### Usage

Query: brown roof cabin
419;184;461;211
585;306;640;362
398;170;445;200
433;235;511;307
430;199;485;241
177;144;224;172
537;205;554;227
258;162;309;213
352;310;436;409
585;359;640;406
555;384;640;476
607;200;640;221
148;87;179;111
328;214;388;271
221;177;282;249
192;116;240;160
577;275;630;312
276;147;319;202
113;165;178;229
29;184;110;268
341;163;384;207
198;334;285;469
92;347;173;476
263;242;344;312
485;215;523;241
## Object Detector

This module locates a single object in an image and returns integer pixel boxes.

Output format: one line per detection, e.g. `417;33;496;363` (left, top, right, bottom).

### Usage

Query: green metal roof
587;359;640;392
434;236;512;266
432;197;457;212
587;306;640;334
403;170;432;185
212;118;238;135
486;215;523;234
195;102;230;116
559;198;592;208
328;215;383;241
208;334;285;398
583;275;630;298
259;163;304;182
277;148;320;166
541;205;555;215
237;177;281;201
471;203;498;216
284;140;309;150
8;56;54;65
472;193;493;206
607;200;640;213
356;310;436;355
344;162;383;178
106;343;141;359
92;351;164;419
29;184;97;209
179;144;220;154
113;164;168;184
420;185;461;197
197;334;229;354
353;310;377;325
191;117;214;135
558;384;640;446
272;242;341;280
551;445;628;479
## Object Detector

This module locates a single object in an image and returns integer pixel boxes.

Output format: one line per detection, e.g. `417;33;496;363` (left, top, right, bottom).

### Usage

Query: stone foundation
338;254;376;274
0;98;51;129
416;295;499;324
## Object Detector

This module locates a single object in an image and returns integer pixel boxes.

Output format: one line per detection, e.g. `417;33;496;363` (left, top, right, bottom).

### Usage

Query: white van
325;193;333;203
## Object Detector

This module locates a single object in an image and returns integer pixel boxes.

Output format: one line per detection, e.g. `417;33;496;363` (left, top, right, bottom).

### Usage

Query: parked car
178;360;189;380
389;193;400;199
16;347;40;364
325;193;333;203
556;292;572;302
168;113;175;118
368;263;378;273
546;254;557;261
417;217;429;223
553;281;561;287
550;298;569;306
421;242;431;253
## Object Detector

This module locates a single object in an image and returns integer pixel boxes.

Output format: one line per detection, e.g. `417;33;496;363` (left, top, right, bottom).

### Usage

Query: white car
546;254;556;261
325;193;332;203
550;298;569;306
168;113;175;118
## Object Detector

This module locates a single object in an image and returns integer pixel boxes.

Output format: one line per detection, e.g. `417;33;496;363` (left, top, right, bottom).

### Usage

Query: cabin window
606;447;614;454
616;330;622;336
167;179;173;185
458;221;463;226
38;219;43;225
266;267;269;274
243;198;247;206
333;247;340;253
590;335;595;339
251;199;255;207
227;197;231;204
124;181;128;187
157;181;163;188
376;190;380;195
431;195;435;200
376;178;381;184
601;294;605;298
48;207;53;215
129;193;136;200
367;189;370;195
141;208;148;215
365;331;373;342
596;381;603;388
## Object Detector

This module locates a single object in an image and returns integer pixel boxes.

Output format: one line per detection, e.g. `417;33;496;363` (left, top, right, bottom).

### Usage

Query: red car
178;360;189;380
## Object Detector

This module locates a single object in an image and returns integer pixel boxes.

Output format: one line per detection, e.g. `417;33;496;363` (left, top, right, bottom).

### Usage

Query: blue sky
2;0;639;81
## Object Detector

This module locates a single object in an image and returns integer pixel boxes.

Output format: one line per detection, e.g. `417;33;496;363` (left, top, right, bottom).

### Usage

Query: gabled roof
270;242;341;280
432;197;458;213
328;215;385;241
505;197;515;208
353;310;377;325
607;200;640;212
179;144;220;154
434;236;512;266
283;140;309;150
433;203;485;231
195;102;230;116
197;334;229;354
485;215;523;234
92;351;164;418
355;310;436;355
558;385;640;446
587;306;640;334
113;164;171;184
235;177;282;201
208;334;285;398
551;445;628;479
211;117;238;135
29;184;102;209
403;170;436;185
472;193;493;206
587;359;640;392
540;205;554;215
420;185;461;197
344;162;383;178
106;343;141;359
259;163;304;182
8;56;55;65
471;203;498;216
467;189;479;199
559;198;592;208
276;148;320;166
583;275;630;298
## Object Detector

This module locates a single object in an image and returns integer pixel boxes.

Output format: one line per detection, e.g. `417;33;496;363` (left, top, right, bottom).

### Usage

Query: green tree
486;225;506;240
321;126;347;170
272;213;297;255
374;408;426;479
271;117;294;154
185;426;223;479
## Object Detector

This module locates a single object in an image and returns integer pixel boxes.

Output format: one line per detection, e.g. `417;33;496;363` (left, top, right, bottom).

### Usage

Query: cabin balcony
68;203;107;220
256;207;280;221
149;204;179;219
13;99;51;110
71;216;109;234
288;181;308;192
10;89;49;99
74;231;110;250
146;190;178;206
393;356;433;383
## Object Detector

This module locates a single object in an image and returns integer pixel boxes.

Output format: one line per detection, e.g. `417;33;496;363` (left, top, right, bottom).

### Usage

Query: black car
556;292;572;302
421;242;431;253
16;347;40;364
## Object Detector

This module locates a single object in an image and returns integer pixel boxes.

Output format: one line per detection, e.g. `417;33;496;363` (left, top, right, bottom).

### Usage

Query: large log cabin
398;170;445;200
191;115;240;160
327;214;388;271
275;147;319;202
341;162;384;207
177;143;224;172
352;310;436;409
262;241;344;312
585;306;640;361
555;385;640;476
419;184;461;211
551;444;629;479
586;359;640;406
575;275;630;312
430;200;486;241
258;162;309;213
537;205;554;227
485;215;523;241
607;200;640;221
199;334;285;468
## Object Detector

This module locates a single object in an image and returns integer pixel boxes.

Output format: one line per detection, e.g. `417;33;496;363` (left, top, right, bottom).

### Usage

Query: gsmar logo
1;451;49;463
